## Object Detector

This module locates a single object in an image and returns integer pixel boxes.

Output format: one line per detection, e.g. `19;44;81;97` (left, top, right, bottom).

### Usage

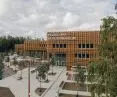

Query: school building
15;31;100;70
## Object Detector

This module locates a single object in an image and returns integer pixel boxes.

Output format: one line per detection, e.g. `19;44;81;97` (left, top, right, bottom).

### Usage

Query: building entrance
55;54;66;66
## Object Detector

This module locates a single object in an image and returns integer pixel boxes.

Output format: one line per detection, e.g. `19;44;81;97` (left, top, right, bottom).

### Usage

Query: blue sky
0;0;116;38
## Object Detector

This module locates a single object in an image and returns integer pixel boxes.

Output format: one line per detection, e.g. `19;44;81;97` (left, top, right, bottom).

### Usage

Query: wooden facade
15;31;100;70
47;31;100;70
15;44;24;54
15;40;47;58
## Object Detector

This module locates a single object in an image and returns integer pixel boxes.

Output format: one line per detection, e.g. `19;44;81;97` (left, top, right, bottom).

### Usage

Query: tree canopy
0;35;26;52
0;54;4;80
88;16;117;97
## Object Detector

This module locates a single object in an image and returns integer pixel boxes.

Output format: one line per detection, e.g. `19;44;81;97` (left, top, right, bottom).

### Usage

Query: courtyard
0;66;67;97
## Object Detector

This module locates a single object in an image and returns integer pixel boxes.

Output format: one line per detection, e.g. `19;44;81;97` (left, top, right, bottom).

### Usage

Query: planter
35;88;46;96
62;82;87;91
59;93;90;97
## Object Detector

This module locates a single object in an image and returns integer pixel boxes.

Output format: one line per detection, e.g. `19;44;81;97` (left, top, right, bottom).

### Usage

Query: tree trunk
76;83;79;97
52;65;54;74
15;65;17;72
20;69;22;79
105;79;108;97
40;76;41;92
36;71;38;79
86;76;88;92
46;72;49;82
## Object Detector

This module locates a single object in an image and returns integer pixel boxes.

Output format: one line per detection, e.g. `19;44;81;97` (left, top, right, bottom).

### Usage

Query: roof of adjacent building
0;87;15;97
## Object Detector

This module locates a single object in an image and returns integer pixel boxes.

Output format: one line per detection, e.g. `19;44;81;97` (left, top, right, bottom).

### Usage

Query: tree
4;56;9;62
44;63;50;82
88;59;108;97
0;56;4;80
12;57;18;72
17;61;25;79
0;35;25;53
37;64;47;92
75;64;85;97
50;56;56;75
88;16;117;97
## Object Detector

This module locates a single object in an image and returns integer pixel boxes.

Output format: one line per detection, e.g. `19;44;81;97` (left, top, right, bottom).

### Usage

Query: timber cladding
15;31;100;70
23;40;47;51
15;44;24;54
47;31;100;70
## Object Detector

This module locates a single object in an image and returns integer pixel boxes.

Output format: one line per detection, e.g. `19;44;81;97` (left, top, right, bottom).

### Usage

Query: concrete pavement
42;67;67;97
0;66;67;97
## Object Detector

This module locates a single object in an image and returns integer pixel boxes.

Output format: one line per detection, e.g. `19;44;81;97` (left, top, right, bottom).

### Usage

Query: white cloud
0;0;10;16
62;12;79;26
0;0;115;38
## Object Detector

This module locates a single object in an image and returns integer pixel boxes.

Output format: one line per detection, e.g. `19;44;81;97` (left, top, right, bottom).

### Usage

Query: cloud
0;0;10;16
62;12;79;26
0;0;116;38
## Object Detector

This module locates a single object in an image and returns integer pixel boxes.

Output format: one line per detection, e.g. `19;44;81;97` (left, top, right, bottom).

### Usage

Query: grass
62;82;87;91
59;93;90;97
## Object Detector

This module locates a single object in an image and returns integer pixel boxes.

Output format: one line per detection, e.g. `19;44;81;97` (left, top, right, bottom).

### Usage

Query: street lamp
23;56;33;97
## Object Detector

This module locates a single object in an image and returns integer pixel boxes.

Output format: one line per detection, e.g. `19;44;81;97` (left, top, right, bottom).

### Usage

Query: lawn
59;93;90;97
62;82;87;91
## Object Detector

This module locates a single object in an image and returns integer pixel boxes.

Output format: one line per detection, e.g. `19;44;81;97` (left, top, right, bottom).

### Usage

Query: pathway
43;67;67;97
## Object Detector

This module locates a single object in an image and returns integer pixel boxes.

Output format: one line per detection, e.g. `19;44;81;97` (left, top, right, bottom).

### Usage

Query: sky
0;0;116;38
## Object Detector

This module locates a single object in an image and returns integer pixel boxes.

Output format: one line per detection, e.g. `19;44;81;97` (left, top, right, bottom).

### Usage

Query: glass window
90;44;93;48
86;44;89;48
53;44;55;48
82;44;85;48
82;53;85;58
75;54;77;58
78;54;82;58
86;54;89;58
60;44;62;48
78;44;82;48
56;44;59;48
64;44;66;48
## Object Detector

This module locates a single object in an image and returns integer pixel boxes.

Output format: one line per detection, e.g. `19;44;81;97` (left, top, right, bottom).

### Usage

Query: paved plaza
3;65;16;78
0;66;67;97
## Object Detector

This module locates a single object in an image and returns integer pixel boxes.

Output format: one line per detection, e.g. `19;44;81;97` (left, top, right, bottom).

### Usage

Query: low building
0;87;15;97
15;44;24;54
15;31;100;70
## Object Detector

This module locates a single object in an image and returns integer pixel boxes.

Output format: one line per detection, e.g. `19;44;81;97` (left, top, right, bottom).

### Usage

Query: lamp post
24;56;32;97
24;32;31;97
28;60;30;97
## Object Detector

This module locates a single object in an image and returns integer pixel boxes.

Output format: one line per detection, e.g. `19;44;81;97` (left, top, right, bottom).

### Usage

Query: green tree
75;64;85;97
0;56;4;80
37;64;47;92
44;63;50;82
4;56;9;62
17;61;25;79
88;16;117;97
88;59;108;97
50;56;56;75
12;57;18;72
0;35;25;52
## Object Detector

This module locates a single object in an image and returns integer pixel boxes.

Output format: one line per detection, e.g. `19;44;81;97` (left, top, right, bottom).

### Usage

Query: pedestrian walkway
0;66;67;97
42;67;67;97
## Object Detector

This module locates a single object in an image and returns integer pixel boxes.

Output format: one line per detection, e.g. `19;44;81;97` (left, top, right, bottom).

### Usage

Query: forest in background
0;35;26;53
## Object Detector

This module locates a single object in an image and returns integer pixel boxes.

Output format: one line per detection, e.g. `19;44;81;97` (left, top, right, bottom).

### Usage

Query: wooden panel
15;31;100;70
